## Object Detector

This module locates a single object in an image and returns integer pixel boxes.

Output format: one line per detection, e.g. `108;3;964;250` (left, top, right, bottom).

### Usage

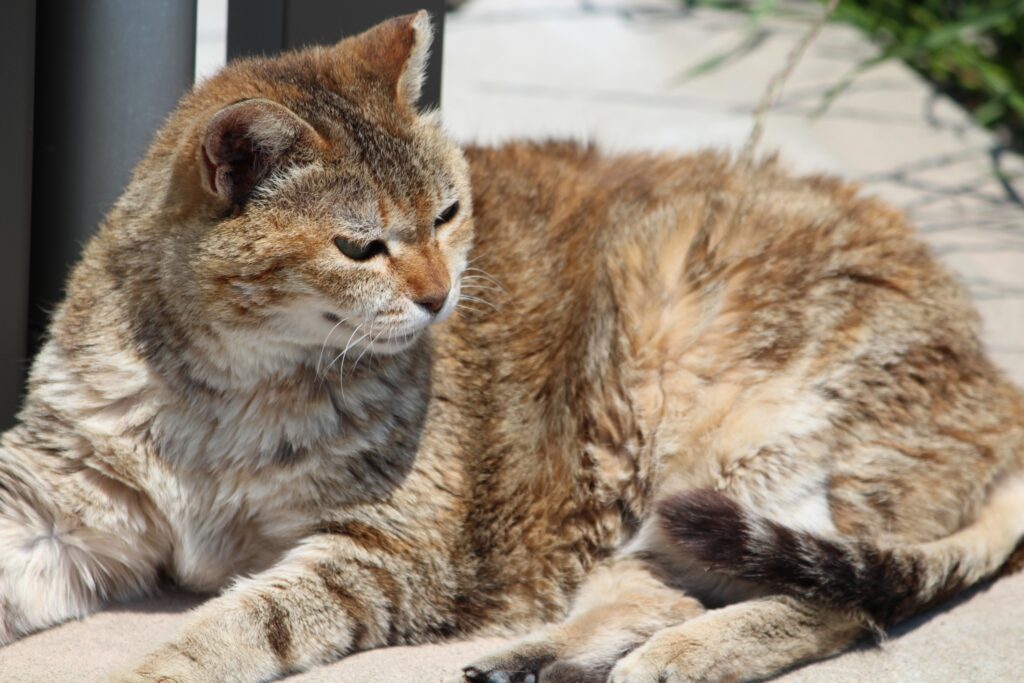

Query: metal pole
0;0;36;429
228;0;446;109
29;0;198;357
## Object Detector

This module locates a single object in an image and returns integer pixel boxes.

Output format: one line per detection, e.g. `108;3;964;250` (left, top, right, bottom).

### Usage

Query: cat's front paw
608;632;709;683
608;648;675;683
103;646;207;683
457;640;552;683
458;640;609;683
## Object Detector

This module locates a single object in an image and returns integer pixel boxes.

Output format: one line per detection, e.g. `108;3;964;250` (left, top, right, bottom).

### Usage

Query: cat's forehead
274;152;452;239
307;98;449;187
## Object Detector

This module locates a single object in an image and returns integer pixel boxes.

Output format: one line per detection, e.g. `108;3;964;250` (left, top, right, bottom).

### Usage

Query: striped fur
658;479;1024;628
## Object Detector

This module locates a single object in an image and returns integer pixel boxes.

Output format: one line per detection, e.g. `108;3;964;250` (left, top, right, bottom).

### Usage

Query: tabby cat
1;12;1021;683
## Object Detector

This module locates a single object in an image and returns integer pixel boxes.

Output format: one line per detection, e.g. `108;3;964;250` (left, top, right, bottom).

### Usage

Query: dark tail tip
657;489;752;569
657;489;931;628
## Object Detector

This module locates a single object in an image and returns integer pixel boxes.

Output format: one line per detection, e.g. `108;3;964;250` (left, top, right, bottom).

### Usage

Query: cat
1;12;1021;683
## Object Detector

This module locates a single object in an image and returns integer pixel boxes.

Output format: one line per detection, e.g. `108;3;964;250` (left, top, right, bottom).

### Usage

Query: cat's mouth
315;311;426;356
365;327;424;354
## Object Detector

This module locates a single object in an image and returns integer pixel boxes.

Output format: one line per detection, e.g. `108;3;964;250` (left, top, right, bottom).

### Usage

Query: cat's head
152;12;470;359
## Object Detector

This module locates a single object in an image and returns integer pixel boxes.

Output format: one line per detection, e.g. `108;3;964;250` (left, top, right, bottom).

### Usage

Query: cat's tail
657;474;1024;628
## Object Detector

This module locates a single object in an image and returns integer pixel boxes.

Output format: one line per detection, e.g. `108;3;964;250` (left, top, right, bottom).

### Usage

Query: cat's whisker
463;267;506;292
336;328;372;406
463;265;500;278
461;275;504;288
321;322;366;384
461;281;504;296
380;328;399;383
351;326;389;373
460;294;499;311
337;330;372;379
337;314;378;385
316;316;351;376
460;291;502;309
455;302;488;317
466;251;492;266
460;288;502;301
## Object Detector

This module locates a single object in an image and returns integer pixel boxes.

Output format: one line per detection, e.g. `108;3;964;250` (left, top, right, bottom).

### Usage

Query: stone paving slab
4;1;1022;681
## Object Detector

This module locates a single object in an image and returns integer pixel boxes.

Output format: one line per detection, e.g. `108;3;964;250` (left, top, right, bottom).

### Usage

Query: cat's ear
198;99;320;208
342;11;433;111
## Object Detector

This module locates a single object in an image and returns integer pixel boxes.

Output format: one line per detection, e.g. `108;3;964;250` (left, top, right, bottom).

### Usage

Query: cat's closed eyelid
434;201;460;228
333;235;388;261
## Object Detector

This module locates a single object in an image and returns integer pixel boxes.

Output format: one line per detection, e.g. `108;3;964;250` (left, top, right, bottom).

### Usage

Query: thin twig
739;0;840;168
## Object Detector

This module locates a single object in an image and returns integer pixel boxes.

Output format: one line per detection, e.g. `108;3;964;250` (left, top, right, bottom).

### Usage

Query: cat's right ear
199;99;321;209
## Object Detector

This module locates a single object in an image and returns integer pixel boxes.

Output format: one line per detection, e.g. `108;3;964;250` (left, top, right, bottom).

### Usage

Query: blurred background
3;0;1023;428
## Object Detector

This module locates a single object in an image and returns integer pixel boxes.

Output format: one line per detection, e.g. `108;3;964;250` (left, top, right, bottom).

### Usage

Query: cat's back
463;141;950;309
464;141;737;243
454;142;1016;522
464;141;924;274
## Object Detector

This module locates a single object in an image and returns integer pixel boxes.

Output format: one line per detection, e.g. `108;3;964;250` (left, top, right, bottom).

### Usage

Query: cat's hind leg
609;594;861;683
0;447;167;644
460;556;704;683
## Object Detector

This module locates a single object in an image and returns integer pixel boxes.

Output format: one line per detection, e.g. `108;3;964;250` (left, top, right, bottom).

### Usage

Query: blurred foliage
683;0;1024;151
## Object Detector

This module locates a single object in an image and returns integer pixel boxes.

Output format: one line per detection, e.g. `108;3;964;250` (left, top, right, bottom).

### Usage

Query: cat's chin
364;328;425;355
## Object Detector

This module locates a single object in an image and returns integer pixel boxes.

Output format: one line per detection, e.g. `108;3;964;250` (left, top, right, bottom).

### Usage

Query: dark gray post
29;0;198;356
0;1;37;429
228;0;446;109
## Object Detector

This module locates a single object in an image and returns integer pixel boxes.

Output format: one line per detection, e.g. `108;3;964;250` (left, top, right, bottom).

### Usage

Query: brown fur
0;13;1021;683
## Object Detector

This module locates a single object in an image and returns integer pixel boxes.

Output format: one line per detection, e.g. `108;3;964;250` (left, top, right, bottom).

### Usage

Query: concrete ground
3;1;1023;681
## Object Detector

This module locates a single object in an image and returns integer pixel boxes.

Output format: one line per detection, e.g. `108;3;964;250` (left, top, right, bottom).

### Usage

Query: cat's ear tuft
199;99;319;208
343;11;434;112
396;11;433;111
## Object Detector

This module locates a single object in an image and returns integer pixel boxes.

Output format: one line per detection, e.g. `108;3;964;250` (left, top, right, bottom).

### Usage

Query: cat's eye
334;236;387;261
434;201;460;228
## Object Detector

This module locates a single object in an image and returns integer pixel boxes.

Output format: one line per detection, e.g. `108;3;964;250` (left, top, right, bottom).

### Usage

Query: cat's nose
416;290;448;315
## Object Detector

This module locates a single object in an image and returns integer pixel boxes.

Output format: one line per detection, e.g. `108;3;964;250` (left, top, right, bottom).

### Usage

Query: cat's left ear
342;11;433;112
198;98;321;209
